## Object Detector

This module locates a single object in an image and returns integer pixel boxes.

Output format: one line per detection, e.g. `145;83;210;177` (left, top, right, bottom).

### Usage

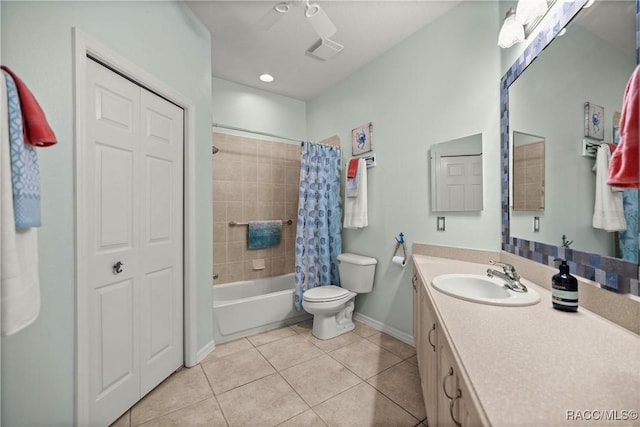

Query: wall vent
306;38;343;61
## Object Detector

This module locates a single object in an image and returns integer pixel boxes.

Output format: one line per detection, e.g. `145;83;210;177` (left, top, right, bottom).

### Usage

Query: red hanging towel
347;158;359;178
607;66;638;188
1;66;57;147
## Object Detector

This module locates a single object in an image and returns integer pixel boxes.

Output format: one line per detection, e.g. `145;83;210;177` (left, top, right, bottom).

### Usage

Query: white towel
592;144;626;232
1;72;40;336
343;158;368;229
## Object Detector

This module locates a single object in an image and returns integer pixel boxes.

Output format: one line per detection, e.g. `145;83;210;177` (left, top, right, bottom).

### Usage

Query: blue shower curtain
294;142;342;310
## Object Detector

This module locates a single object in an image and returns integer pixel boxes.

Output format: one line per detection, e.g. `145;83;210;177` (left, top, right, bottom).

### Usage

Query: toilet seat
303;285;353;302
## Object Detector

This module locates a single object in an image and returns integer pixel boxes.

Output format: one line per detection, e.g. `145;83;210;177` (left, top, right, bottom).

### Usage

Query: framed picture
584;102;604;140
352;123;373;156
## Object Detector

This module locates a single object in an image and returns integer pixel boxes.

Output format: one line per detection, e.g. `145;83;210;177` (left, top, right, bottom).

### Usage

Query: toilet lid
303;285;352;302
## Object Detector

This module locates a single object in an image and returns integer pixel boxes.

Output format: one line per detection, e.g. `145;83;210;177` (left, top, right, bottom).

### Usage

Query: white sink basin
431;274;540;306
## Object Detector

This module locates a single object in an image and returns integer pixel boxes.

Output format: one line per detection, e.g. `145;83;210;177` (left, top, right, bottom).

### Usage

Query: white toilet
302;253;377;340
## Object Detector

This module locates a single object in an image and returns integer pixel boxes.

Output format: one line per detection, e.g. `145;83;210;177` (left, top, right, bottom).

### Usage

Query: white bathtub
213;273;311;344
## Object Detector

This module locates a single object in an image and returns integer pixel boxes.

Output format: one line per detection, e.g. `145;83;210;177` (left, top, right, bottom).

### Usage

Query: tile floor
112;320;427;427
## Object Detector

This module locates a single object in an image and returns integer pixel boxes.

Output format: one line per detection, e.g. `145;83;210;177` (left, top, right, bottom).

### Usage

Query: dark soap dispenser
552;259;578;312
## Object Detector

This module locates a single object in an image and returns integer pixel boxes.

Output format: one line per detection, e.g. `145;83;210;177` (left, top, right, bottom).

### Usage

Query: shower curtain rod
212;123;301;143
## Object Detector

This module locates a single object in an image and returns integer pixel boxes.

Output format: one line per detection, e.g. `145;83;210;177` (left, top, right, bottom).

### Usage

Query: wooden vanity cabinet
413;269;486;427
413;272;438;425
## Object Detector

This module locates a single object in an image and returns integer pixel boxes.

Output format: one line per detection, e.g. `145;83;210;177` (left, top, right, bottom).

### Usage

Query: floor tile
367;361;426;420
366;332;416;359
280;354;362;406
309;332;362;352
313;382;418;427
352;321;378;338
257;333;324;371
277;409;328;427
216;373;309;426
131;366;213;426
203;338;253;361
138;398;227;427
329;339;402;380
290;319;313;335
406;355;418;366
247;326;297;346
201;346;275;394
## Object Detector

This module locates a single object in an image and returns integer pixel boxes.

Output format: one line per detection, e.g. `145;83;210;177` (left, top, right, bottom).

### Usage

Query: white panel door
436;154;483;211
84;58;183;426
139;89;183;396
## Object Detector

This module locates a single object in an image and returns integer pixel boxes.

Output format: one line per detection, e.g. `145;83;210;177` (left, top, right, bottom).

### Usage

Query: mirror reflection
512;131;545;211
430;133;483;212
508;0;637;262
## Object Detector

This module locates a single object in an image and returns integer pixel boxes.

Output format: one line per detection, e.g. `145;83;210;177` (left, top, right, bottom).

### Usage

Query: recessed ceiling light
259;73;274;83
274;3;290;14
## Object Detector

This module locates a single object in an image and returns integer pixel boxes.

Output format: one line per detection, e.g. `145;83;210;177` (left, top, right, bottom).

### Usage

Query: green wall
0;2;212;425
306;1;502;336
212;77;307;141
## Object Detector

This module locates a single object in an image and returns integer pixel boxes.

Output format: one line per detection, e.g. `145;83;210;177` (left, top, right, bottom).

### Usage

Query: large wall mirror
501;0;639;295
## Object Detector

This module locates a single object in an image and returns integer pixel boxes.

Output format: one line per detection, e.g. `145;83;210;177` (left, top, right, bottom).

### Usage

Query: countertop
413;254;640;427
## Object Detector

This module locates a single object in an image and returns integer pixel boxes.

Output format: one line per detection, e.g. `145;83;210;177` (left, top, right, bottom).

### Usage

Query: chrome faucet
487;261;528;293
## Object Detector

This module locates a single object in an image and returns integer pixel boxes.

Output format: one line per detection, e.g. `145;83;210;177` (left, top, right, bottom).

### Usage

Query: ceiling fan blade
305;3;336;39
256;2;290;31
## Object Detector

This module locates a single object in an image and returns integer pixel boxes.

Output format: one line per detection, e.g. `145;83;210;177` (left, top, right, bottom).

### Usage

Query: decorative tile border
500;0;640;296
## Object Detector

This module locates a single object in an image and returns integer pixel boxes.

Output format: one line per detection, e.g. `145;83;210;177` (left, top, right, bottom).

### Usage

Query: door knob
113;261;124;274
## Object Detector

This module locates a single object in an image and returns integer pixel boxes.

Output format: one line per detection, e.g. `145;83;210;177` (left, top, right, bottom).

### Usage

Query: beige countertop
413;254;640;427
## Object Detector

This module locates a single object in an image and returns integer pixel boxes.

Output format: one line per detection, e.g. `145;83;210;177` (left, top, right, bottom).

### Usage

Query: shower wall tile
213;202;227;223
272;164;285;183
212;132;300;285
227;202;243;224
213;222;228;243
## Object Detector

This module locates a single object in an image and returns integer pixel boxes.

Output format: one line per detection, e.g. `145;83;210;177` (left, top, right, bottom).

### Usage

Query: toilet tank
337;253;377;293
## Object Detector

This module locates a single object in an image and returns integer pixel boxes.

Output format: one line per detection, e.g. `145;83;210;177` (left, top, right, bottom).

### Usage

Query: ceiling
185;0;461;101
186;1;637;102
572;0;637;57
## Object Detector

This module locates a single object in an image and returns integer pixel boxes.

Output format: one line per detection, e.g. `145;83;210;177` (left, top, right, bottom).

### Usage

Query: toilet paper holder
393;232;407;265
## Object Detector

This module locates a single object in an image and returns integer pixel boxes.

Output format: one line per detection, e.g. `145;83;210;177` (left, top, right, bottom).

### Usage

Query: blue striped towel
3;71;41;229
248;221;282;249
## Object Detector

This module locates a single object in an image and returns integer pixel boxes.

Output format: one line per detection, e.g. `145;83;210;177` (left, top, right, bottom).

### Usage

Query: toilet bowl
302;286;357;339
302;253;377;340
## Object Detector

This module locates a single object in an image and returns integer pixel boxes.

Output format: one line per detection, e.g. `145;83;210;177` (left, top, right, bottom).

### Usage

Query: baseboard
353;312;415;346
195;339;216;365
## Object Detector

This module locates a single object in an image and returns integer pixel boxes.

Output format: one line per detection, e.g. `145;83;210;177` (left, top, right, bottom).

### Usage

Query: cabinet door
414;273;439;425
438;340;461;427
459;379;484;427
413;272;421;352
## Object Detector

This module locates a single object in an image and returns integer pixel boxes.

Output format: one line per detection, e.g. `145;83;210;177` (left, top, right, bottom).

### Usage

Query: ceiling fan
257;0;337;39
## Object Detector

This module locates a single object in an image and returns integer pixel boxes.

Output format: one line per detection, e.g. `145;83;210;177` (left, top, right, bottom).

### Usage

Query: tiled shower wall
212;132;301;284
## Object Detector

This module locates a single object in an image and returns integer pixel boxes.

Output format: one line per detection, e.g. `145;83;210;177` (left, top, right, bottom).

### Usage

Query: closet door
139;87;183;396
84;58;183;426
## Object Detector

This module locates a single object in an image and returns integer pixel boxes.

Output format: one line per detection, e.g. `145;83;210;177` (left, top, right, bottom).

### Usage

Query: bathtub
213;273;311;344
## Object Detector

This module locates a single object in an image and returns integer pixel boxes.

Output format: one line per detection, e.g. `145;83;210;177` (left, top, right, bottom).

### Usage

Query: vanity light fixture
515;0;548;26
498;0;555;48
259;73;274;83
498;8;525;48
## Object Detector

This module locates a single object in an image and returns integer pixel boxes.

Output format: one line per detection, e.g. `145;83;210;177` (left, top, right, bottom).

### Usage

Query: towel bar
229;219;293;226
